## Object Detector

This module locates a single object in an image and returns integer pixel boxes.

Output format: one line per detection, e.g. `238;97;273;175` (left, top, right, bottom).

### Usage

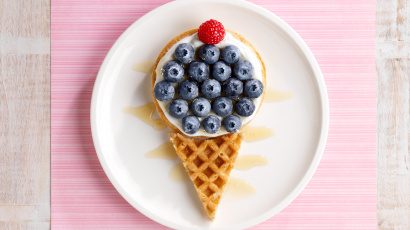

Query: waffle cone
170;132;242;219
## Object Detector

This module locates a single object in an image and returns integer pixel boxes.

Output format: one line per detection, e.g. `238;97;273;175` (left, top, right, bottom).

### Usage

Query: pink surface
51;0;376;229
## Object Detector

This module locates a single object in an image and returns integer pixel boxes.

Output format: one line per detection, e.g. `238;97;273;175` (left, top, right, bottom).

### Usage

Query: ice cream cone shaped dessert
152;19;266;219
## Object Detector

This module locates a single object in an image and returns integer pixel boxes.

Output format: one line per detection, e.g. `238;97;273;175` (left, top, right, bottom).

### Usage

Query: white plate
91;0;328;229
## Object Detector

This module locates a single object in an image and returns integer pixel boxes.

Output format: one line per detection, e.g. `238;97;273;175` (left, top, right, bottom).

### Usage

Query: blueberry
182;115;200;134
202;115;221;134
188;61;209;82
235;98;255;117
174;43;194;64
191;97;211;117
222;115;242;133
199;45;220;64
168;99;189;119
201;79;221;99
179;80;199;100
244;79;263;98
212;61;231;82
163;61;184;83
212;97;233;117
233;60;253;80
154;80;175;101
223;78;243;98
221;45;240;64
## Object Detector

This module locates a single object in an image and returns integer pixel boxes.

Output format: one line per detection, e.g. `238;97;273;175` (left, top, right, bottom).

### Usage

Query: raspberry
198;19;225;45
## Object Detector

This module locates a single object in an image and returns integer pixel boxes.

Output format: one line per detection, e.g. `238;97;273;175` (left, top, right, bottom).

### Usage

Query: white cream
154;32;263;137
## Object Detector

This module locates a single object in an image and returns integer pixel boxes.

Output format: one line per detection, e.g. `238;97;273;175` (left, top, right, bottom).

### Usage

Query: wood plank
377;58;410;229
377;0;410;229
0;0;50;229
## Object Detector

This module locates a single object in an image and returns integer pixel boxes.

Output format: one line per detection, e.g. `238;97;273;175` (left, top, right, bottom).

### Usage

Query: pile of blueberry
154;43;263;134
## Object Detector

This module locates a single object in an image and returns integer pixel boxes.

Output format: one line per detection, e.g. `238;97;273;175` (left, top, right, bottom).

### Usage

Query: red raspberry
198;19;225;45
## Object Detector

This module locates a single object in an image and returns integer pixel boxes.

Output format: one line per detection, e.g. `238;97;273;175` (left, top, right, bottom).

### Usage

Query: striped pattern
51;0;376;229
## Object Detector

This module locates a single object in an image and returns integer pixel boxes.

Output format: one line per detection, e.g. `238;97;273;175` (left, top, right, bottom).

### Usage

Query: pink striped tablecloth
52;0;376;229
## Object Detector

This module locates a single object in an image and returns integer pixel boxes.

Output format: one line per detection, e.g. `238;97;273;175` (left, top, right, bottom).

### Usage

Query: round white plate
91;0;328;229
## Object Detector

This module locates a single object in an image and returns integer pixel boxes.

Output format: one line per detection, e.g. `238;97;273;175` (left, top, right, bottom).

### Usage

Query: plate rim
90;0;329;229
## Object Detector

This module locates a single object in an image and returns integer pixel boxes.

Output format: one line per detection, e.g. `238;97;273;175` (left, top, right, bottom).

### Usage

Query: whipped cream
154;32;263;137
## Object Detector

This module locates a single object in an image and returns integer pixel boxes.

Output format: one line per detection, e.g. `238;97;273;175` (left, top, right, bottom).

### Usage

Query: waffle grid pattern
170;132;242;219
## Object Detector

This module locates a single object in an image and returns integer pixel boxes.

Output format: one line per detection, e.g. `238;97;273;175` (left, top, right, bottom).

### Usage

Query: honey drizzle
133;60;154;73
169;163;186;181
235;155;268;170
146;142;177;160
124;102;166;130
225;178;255;197
242;126;274;142
264;89;292;102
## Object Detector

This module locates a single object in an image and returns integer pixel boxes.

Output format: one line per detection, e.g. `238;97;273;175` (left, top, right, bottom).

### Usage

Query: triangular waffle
170;132;242;219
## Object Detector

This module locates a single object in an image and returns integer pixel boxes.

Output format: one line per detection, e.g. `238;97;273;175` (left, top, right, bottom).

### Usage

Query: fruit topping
212;61;231;81
221;45;240;64
212;97;233;117
199;45;220;64
188;61;209;82
168;99;189;119
179;80;199;100
235;98;255;117
153;20;263;134
223;78;243;98
154;80;175;101
191;97;211;117
198;19;225;45
201;79;221;99
244;79;263;98
233;60;253;80
163;61;184;83
174;43;194;64
223;115;242;133
182;115;200;134
202;115;221;134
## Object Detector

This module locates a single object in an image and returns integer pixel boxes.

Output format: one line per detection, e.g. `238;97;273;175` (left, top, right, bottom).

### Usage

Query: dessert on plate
152;19;266;219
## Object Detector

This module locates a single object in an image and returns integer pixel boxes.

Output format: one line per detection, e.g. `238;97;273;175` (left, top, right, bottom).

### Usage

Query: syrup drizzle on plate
169;163;186;181
133;60;154;73
124;102;166;130
264;88;293;102
225;178;255;197
235;155;268;170
242;126;274;142
146;142;177;160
